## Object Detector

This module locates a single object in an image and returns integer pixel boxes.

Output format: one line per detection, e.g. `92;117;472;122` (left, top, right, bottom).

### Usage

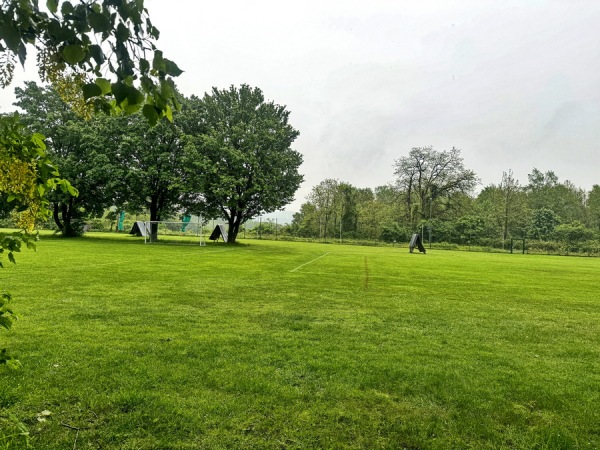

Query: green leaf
140;76;154;94
95;77;111;95
122;101;143;115
82;82;102;100
152;50;165;72
139;58;150;75
47;0;59;13
111;81;129;105
89;44;104;66
88;13;112;33
160;79;172;99
116;23;130;42
61;45;86;64
165;104;173;122
61;1;74;15
47;19;74;42
142;104;160;126
164;59;184;77
0;25;22;53
127;87;145;106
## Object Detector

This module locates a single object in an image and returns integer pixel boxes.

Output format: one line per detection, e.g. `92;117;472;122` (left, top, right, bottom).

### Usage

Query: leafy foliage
117;109;198;226
14;82;122;236
0;0;182;123
0;113;76;365
186;85;303;243
529;208;561;240
0;114;76;231
554;220;594;251
393;146;479;227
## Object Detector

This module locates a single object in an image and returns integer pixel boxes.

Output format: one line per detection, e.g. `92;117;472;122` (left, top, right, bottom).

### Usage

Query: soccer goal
144;220;206;246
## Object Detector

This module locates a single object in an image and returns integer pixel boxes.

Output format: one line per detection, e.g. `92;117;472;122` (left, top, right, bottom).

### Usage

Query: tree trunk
53;203;64;231
149;198;160;242
227;214;241;244
54;199;79;237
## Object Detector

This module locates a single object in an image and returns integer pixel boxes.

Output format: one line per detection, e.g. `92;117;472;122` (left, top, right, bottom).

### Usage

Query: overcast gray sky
2;0;599;214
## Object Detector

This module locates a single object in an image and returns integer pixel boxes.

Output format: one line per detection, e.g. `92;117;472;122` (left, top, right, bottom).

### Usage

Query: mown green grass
1;232;599;449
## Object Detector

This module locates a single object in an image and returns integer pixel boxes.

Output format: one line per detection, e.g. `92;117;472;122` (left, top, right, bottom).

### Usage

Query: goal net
143;220;206;246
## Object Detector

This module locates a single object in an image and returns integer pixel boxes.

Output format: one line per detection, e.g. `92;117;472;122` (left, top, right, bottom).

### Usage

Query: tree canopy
14;81;123;235
185;85;303;243
393;146;479;228
117;109;198;227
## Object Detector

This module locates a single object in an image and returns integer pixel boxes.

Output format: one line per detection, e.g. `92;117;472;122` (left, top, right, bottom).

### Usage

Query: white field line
290;252;331;273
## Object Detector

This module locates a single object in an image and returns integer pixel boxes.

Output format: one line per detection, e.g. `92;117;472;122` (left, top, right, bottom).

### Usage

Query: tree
393;146;478;228
291;202;319;238
526;169;585;224
476;171;529;245
186;85;303;244
117;109;198;236
529;208;561;241
307;179;340;241
0;0;181;123
587;185;600;232
453;215;485;244
14;82;122;235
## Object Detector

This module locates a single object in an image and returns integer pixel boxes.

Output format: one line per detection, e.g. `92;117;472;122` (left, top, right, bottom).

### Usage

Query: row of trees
290;147;600;252
2;82;303;243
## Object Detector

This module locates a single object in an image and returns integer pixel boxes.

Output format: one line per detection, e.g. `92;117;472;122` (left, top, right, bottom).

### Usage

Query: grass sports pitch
1;233;599;449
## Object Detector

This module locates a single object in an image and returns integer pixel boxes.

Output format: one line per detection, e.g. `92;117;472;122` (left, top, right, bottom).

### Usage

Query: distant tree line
1;82;303;244
287;147;600;255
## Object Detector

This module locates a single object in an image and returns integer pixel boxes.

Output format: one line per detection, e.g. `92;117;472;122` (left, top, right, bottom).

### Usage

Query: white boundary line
290;252;331;273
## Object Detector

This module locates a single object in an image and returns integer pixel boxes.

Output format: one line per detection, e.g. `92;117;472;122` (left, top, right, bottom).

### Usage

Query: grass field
1;232;599;449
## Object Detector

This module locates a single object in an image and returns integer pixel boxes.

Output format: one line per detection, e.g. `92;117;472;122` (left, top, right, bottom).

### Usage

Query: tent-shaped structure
209;224;228;242
409;233;426;254
129;221;148;237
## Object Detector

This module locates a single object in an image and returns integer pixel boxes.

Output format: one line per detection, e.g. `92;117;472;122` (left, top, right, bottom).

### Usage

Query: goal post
144;219;206;246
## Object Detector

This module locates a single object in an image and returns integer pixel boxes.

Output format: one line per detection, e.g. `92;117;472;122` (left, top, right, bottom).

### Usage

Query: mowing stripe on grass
290;252;331;272
364;256;369;289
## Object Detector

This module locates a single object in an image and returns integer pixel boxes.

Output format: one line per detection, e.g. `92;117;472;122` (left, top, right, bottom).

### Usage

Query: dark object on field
129;221;148;237
409;234;426;254
209;225;228;242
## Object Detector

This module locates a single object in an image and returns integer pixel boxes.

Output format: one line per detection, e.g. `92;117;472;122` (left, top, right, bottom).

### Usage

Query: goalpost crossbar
143;220;206;246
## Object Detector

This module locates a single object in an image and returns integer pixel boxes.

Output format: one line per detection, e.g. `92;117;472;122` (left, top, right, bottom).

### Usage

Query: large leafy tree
117;110;198;231
393;146;478;228
475;170;529;243
528;207;561;241
307;179;340;241
14;81;122;235
586;185;600;232
0;0;181;123
526;168;586;224
186;85;303;244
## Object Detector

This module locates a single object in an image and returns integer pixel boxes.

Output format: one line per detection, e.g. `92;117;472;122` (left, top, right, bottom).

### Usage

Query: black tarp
409;233;426;254
129;221;148;237
209;224;228;242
